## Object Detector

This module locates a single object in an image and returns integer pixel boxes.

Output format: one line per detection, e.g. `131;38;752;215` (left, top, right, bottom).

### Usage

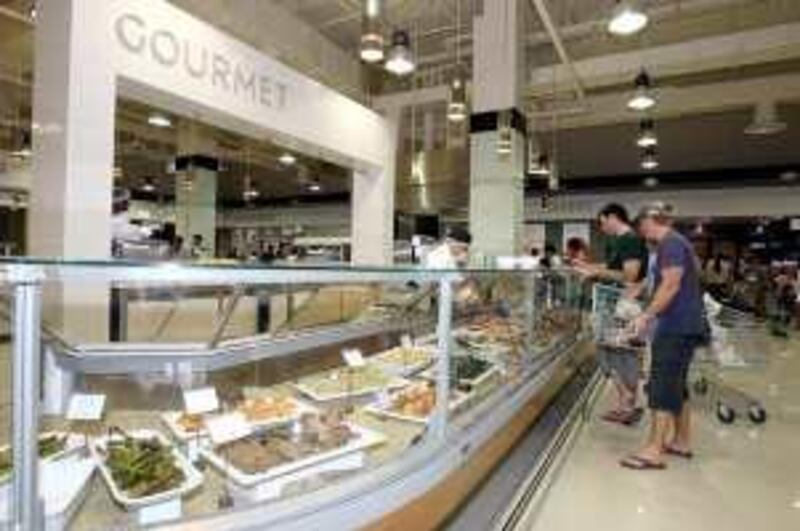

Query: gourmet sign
114;11;289;112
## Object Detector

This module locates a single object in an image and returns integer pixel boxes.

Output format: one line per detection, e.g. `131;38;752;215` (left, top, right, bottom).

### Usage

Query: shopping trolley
591;283;645;354
692;294;769;425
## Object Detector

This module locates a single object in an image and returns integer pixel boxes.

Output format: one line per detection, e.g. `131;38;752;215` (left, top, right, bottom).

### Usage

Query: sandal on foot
664;446;694;459
620;455;666;470
620;408;644;426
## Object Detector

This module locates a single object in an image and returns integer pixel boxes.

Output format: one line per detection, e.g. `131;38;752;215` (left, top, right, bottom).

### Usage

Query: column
469;0;527;260
351;109;399;266
30;0;116;340
175;124;218;257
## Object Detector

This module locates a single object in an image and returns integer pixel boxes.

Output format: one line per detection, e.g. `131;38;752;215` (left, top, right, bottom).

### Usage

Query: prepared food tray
201;413;386;488
364;381;470;425
92;428;203;509
372;345;436;376
294;365;408;402
0;432;83;484
161;396;314;441
422;354;501;391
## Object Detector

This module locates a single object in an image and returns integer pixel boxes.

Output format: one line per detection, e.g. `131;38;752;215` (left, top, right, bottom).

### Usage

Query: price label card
342;349;365;368
400;335;414;349
183;387;219;415
138;497;182;526
66;393;106;421
206;412;251;446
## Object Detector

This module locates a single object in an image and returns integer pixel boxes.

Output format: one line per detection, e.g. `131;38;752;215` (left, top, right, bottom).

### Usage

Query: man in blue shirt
622;202;704;470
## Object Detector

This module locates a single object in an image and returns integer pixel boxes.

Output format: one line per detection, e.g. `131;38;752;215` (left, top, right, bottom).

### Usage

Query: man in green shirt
577;204;648;425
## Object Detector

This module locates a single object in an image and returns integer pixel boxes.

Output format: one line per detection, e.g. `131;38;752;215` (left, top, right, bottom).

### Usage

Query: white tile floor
526;337;800;531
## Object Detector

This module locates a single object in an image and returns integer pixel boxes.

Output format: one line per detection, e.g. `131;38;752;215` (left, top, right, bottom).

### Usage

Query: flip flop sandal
620;456;667;470
621;408;645;426
664;446;694;459
601;410;626;423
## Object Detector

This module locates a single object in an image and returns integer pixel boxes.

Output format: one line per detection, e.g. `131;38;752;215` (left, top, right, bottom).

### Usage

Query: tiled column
175;124;218;256
469;0;527;260
30;0;116;340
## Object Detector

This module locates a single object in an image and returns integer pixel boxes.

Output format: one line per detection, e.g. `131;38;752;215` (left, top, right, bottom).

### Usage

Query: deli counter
0;260;590;530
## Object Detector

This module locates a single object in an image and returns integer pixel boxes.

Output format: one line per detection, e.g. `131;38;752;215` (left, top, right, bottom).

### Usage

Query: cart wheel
748;405;767;424
693;378;709;396
716;403;736;424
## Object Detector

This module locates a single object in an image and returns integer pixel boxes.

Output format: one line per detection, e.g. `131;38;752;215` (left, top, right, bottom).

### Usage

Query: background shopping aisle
522;337;800;531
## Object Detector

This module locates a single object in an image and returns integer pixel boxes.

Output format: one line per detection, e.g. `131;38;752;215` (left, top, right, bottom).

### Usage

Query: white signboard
342;349;366;368
110;0;391;170
182;387;219;415
206;412;252;446
66;393;107;421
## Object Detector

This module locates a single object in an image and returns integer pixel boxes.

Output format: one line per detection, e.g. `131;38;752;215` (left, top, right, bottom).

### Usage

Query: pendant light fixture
607;1;648;36
385;29;415;76
279;152;297;166
636;118;658;147
360;0;384;63
141;177;156;193
447;0;468;123
744;101;787;136
641;147;659;170
628;69;656;111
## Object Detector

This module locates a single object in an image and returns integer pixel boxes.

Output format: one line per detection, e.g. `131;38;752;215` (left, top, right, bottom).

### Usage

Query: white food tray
293;377;409;402
0;432;85;485
421;361;502;391
0;454;95;531
161;399;316;441
200;423;386;488
364;389;470;425
371;346;436;377
92;429;203;510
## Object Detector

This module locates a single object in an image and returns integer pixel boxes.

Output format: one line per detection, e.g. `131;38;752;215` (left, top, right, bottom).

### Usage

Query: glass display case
0;260;588;530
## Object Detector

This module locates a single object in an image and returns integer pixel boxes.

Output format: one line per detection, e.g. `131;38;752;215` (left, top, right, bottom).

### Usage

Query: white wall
525;186;800;221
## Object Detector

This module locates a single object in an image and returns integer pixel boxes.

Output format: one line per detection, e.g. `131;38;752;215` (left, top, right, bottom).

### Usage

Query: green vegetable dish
452;355;491;381
102;431;185;499
0;434;68;479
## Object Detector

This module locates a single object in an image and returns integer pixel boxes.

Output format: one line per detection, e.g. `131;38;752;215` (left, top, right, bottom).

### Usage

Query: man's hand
630;312;654;338
574;261;601;279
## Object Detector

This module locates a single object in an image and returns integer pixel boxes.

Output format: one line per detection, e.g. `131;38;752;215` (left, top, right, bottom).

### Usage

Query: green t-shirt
605;231;648;281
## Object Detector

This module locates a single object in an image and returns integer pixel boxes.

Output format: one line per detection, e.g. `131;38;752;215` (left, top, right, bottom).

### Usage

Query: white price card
183;387;219;415
342;349;365;368
400;335;414;349
66;393;106;421
205;412;252;446
138;498;182;526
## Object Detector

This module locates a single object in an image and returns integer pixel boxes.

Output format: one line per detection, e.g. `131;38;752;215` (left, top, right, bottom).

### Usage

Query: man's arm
632;266;682;334
575;258;641;285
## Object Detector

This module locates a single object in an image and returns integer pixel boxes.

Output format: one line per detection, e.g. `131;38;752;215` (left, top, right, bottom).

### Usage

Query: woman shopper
622;203;705;470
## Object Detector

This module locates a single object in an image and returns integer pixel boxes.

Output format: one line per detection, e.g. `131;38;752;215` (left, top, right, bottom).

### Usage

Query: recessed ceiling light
608;1;648;36
279;153;297;166
147;113;172;128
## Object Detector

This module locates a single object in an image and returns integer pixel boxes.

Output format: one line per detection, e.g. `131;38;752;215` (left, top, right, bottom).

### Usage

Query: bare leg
669;403;692;452
633;410;673;464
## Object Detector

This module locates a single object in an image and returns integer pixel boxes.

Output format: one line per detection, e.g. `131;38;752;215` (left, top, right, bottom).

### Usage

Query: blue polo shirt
653;231;704;337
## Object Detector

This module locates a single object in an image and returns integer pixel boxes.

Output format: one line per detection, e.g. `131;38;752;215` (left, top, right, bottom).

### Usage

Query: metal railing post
431;279;453;441
11;275;44;531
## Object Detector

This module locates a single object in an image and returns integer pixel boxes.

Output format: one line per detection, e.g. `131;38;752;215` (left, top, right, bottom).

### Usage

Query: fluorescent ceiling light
147;113;172;128
385;30;415;76
279;153;297;166
608;1;648;36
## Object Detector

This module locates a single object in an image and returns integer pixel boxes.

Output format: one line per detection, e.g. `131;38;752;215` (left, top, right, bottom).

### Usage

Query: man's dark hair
598;203;630;225
446;226;472;245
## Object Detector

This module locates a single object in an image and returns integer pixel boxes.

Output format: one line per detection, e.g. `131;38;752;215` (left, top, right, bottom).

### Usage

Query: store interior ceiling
1;0;800;203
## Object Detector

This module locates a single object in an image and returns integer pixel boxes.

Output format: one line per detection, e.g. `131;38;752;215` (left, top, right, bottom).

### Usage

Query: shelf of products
0;261;587;530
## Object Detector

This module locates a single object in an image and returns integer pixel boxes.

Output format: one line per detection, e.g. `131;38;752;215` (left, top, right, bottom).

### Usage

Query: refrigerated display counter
0;260;589;530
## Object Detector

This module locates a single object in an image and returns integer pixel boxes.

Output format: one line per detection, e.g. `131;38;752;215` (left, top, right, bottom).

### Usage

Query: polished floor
524;336;800;531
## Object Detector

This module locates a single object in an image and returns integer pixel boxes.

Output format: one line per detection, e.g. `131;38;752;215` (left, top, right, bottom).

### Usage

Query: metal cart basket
692;294;769;424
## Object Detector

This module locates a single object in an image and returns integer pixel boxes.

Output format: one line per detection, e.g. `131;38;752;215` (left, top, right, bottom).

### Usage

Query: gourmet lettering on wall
114;12;289;112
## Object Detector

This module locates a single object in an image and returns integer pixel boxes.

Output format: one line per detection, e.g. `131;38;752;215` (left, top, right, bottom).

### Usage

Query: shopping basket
590;283;645;354
692;294;769;425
